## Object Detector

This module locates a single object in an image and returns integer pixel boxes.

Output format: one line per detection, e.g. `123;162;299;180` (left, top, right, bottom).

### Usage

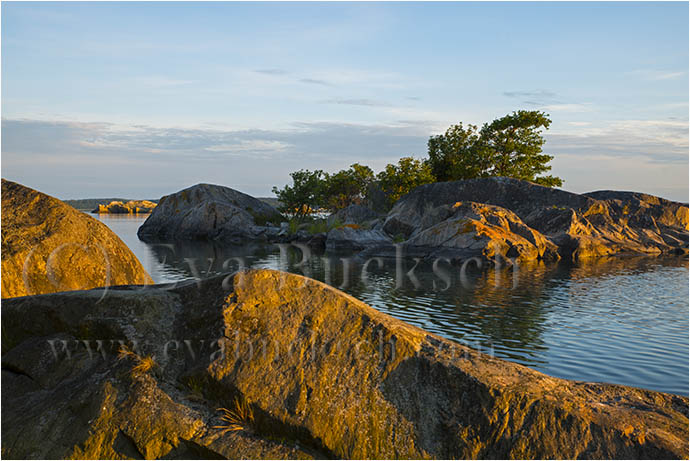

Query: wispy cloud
321;98;392;107
503;89;559;106
254;68;289;76
548;118;689;164
629;69;686;81
503;90;593;113
132;76;198;88
204;140;292;154
299;78;332;86
541;103;594;113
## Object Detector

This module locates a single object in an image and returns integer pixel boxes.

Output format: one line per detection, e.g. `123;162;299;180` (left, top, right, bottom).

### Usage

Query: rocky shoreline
137;178;689;264
2;270;688;459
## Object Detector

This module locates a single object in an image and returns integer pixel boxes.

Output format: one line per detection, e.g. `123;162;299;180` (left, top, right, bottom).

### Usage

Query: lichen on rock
383;177;688;262
1;179;152;298
1;269;687;459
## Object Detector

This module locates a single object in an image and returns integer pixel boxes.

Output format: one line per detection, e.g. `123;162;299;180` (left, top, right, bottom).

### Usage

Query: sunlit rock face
92;199;157;214
384;177;689;261
2;269;687;459
406;201;560;262
1;179;152;298
137;183;283;242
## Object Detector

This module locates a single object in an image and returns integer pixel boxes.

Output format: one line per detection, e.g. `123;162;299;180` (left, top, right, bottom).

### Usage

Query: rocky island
1;179;152;298
138;178;689;263
93;200;157;214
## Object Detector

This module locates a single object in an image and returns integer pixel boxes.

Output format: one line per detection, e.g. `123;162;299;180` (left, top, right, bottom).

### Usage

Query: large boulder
137;183;283;242
1;179;152;298
384;177;688;261
2;270;687;459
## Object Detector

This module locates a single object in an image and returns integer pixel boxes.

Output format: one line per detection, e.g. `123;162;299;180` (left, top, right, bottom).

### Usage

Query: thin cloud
629;69;686;81
503;89;559;106
547;119;689;164
321;98;392;107
299;78;332;86
254;68;289;75
541;103;594;113
204;140;291;155
132;76;197;88
503;90;592;113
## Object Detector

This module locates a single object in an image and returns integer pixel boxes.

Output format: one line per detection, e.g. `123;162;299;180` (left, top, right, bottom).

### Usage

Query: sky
2;1;688;201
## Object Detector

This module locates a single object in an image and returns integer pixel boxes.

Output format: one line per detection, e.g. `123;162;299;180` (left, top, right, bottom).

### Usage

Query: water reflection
94;214;689;395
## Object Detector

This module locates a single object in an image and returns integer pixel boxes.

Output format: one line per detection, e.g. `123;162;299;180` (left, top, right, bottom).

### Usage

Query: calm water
96;213;690;396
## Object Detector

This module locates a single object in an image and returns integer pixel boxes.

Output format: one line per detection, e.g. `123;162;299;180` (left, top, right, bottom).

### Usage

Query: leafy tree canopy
376;156;435;206
271;169;326;219
427;110;563;187
322;163;374;212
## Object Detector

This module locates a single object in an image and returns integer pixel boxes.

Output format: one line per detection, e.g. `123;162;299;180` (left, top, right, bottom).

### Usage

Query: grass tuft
118;344;157;376
214;398;255;434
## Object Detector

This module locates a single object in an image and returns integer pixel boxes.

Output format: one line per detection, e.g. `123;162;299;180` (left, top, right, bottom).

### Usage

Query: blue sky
2;2;688;201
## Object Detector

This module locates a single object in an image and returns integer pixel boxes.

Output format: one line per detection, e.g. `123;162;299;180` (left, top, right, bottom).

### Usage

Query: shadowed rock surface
328;204;379;225
137;183;283;243
326;226;392;252
2;269;687;459
383;177;688;261
93;200;157;214
1;179;152;298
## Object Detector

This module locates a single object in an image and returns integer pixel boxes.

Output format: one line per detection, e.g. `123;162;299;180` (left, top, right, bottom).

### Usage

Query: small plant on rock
214;397;255;434
118;344;157;376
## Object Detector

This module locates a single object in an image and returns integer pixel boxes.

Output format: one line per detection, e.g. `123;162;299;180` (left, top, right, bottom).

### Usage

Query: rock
328;204;379;225
365;181;390;214
384;177;688;261
384;177;592;238
137;183;283;242
326;225;392;251
1;179;152;298
584;190;689;235
92;200;157;214
1;270;687;459
406;201;560;261
306;232;327;251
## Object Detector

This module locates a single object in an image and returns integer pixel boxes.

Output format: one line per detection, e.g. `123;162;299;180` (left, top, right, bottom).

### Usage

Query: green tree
427;110;563;187
377;157;435;207
271;169;326;219
322;163;375;211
